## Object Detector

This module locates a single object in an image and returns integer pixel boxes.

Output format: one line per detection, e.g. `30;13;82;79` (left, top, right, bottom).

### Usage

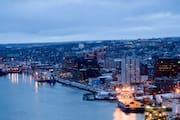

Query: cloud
0;0;180;43
124;12;180;21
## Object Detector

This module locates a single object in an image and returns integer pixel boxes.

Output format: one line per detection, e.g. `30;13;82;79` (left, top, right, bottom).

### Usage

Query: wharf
135;93;180;101
117;100;172;113
117;100;144;113
35;79;56;84
56;78;117;101
56;78;98;93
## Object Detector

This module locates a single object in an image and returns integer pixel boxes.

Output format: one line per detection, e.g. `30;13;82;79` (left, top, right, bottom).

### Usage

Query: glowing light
162;106;166;109
131;87;135;91
145;105;150;109
11;73;19;84
176;88;180;93
35;82;39;93
22;73;27;83
115;87;121;92
122;87;130;92
35;72;38;75
113;108;137;120
29;75;32;84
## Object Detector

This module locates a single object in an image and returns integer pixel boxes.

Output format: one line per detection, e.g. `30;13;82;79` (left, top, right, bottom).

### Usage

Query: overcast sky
0;0;180;43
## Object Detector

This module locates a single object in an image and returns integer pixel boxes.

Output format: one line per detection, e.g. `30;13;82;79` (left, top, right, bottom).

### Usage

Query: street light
115;87;121;93
176;88;180;93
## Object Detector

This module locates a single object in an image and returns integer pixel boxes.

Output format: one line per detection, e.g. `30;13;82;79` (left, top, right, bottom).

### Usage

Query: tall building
154;58;180;77
121;57;140;84
62;55;100;81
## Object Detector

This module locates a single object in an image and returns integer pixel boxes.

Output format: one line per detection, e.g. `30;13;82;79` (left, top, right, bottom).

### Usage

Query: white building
121;57;140;84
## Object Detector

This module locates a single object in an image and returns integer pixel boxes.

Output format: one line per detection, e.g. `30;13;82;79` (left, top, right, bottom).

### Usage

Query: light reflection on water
29;75;32;84
172;100;180;114
113;108;137;120
9;73;19;84
34;82;39;93
8;73;33;85
34;82;50;93
2;73;180;120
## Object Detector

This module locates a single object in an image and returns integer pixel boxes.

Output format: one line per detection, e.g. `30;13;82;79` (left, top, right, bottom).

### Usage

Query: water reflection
173;100;180;114
29;75;32;84
35;82;39;93
8;73;33;85
34;81;56;93
9;73;19;84
22;73;27;83
113;108;137;120
175;105;180;114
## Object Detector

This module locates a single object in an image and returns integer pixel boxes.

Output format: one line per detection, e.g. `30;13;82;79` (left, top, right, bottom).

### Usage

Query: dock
35;79;56;83
56;78;98;93
83;92;116;101
56;78;117;101
135;93;180;101
116;85;172;113
117;99;172;113
117;101;144;113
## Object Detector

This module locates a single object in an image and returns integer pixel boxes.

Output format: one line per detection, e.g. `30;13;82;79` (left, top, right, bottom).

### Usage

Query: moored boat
35;79;56;84
83;91;116;101
7;67;21;73
0;68;7;76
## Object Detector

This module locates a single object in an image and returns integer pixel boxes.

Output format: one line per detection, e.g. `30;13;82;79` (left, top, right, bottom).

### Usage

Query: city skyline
0;0;180;43
0;33;179;120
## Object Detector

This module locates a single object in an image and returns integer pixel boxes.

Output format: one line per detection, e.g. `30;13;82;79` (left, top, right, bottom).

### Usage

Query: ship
117;85;144;113
0;68;7;76
7;67;21;73
34;71;56;85
83;91;116;101
116;85;172;113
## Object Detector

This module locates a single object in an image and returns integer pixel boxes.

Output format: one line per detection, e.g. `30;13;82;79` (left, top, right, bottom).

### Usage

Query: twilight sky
0;0;180;43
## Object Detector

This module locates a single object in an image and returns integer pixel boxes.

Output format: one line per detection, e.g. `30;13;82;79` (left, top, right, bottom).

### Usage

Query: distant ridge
0;36;180;45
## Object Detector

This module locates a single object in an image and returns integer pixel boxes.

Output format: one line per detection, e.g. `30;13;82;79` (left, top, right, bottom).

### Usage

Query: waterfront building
93;47;106;63
140;63;148;75
154;77;180;93
121;57;141;84
62;55;100;81
154;58;180;77
140;75;148;84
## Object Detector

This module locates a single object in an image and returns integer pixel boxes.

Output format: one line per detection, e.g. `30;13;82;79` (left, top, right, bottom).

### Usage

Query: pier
56;78;117;101
116;85;145;113
35;79;56;85
56;78;98;93
116;85;172;113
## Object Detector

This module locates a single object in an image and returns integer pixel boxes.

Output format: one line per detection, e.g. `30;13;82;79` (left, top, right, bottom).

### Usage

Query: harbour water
1;73;172;120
